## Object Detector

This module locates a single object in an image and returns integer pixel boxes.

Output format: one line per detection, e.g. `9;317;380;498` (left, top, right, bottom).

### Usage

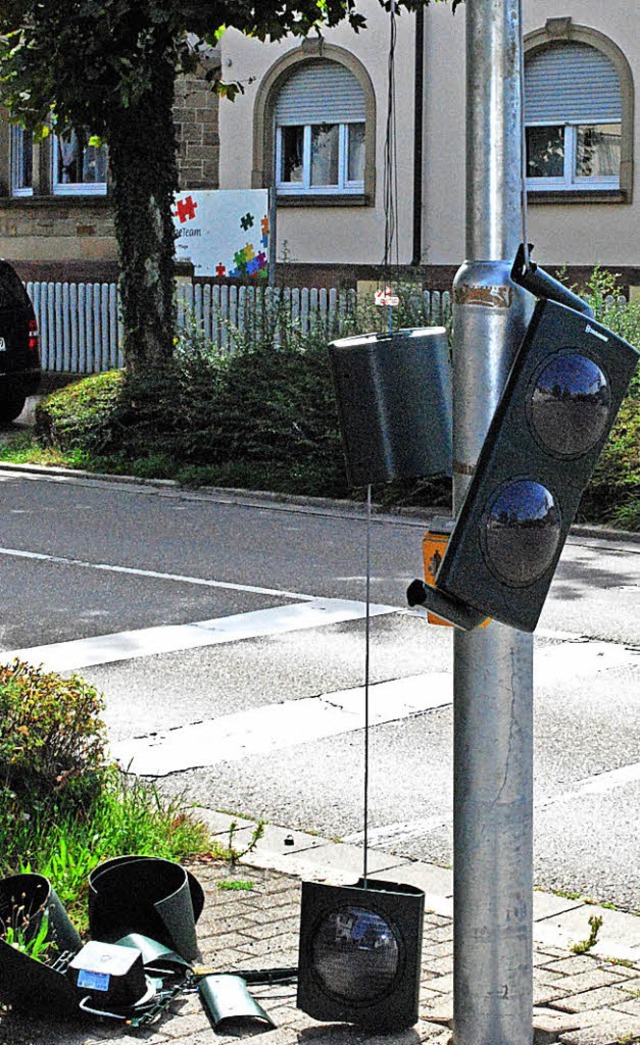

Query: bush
574;269;640;528
34;370;124;455
35;315;351;497
0;660;214;933
0;660;108;813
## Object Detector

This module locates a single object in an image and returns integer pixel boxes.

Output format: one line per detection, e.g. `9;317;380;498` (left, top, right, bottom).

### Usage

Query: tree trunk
108;50;178;376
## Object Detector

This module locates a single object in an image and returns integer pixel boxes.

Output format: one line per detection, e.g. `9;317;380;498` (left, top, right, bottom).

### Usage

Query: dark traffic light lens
483;480;562;587
312;905;400;1001
528;353;611;457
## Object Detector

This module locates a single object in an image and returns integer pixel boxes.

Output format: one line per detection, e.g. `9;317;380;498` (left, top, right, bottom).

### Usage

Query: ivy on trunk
109;53;178;373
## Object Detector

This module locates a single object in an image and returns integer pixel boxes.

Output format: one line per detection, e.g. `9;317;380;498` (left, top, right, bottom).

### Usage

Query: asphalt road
1;466;640;913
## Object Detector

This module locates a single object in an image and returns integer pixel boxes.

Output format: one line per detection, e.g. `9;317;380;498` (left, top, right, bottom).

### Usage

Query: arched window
253;45;376;205
275;60;365;196
524;23;634;201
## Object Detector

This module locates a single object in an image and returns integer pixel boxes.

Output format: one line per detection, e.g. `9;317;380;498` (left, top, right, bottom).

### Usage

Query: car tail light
28;317;39;358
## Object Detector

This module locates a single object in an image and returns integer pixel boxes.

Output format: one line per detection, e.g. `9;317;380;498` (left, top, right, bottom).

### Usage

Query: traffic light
408;249;639;633
297;878;424;1030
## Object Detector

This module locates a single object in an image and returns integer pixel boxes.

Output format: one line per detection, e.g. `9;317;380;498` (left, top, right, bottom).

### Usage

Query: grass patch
217;879;255;892
0;660;218;939
5;770;216;933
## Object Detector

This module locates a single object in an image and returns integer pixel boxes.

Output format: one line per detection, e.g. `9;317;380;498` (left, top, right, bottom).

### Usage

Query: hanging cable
518;0;531;270
383;0;399;267
362;483;372;886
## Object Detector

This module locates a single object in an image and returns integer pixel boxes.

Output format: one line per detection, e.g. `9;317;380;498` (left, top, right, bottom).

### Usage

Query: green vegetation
8;290;451;509
571;913;604;955
218;879;255;892
0;660;215;937
570;267;640;530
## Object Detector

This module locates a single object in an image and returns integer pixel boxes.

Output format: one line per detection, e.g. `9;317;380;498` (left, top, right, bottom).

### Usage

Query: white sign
374;286;400;307
173;189;270;278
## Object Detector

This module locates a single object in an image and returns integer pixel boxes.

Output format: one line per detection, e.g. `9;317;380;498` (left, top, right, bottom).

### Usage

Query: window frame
523;21;634;204
275;121;366;196
51;130;108;197
10;126;34;198
525;121;622;193
252;44;376;207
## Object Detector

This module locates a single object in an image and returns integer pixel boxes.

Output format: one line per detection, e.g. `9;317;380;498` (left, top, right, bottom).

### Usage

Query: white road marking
0;545;317;601
345;762;640;850
539;761;640;810
112;672;453;776
1;598;397;673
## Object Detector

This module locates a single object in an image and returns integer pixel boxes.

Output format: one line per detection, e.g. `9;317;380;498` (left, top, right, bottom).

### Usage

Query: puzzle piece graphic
174;195;197;223
240;212;255;231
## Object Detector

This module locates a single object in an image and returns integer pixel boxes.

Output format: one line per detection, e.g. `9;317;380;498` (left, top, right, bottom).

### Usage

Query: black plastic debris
0;859;285;1035
199;973;276;1033
69;940;155;1018
88;855;205;962
0;872;81;1017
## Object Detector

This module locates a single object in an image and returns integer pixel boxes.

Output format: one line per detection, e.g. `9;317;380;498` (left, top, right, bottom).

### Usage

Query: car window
0;263;30;309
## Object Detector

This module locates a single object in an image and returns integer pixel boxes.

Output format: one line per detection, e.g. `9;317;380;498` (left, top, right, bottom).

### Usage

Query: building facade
0;58;221;282
0;1;637;292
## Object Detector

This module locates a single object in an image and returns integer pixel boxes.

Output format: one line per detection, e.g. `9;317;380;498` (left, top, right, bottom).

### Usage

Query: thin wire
518;0;530;269
383;3;399;266
363;482;372;886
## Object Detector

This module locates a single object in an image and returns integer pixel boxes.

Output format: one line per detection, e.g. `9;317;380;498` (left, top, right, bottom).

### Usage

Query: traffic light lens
311;905;400;1001
484;479;562;587
529;353;611;457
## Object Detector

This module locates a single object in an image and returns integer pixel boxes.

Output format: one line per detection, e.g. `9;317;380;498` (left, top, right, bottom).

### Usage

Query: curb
1;460;639;541
199;809;640;966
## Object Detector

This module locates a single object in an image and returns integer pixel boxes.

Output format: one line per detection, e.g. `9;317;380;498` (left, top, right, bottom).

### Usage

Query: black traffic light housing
408;247;639;633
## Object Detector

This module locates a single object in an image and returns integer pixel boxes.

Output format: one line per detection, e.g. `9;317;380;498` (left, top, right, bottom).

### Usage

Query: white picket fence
25;280;452;373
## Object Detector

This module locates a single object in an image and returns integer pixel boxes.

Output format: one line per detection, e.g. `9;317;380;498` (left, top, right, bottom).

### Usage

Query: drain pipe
411;5;425;268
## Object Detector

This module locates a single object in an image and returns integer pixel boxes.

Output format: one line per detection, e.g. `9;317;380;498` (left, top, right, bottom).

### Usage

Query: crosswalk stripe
112;672;453;776
1;598;397;673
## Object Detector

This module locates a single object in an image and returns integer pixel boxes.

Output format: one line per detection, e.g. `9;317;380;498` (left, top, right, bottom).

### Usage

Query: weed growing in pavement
570;913;604;954
224;819;265;872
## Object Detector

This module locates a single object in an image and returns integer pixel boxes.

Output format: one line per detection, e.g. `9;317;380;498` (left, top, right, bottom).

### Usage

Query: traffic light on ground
408;254;639;633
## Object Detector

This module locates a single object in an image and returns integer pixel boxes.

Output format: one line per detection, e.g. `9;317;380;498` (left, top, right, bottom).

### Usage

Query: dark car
0;260;41;424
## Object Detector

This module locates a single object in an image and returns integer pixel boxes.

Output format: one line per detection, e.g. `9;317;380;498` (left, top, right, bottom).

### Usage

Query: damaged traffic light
408;247;639;633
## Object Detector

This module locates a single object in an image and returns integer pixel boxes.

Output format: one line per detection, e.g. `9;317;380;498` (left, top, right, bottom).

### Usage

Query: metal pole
452;1;534;1043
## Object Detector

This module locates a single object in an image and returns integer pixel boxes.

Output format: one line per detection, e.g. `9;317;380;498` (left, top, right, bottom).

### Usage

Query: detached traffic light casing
409;257;639;633
329;328;452;486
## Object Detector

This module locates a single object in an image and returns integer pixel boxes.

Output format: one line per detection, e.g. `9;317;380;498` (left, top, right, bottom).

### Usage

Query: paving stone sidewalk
1;815;640;1045
3;842;640;1045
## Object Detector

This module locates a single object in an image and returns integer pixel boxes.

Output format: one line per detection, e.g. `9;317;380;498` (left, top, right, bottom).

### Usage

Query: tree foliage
0;0;448;372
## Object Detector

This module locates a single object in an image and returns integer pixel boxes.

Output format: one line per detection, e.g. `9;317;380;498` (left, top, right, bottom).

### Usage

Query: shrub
572;268;640;527
34;370;124;454
0;660;108;813
35;316;350;497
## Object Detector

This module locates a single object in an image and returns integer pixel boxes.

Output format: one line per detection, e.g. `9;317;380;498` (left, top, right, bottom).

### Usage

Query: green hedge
33;272;640;525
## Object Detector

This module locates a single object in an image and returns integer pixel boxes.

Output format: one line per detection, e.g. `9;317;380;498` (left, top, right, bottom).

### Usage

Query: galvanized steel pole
452;1;534;1043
